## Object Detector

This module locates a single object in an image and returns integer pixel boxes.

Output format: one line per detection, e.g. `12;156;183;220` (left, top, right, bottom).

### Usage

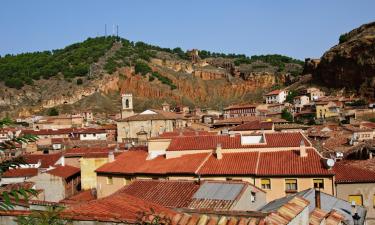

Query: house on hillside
264;89;288;104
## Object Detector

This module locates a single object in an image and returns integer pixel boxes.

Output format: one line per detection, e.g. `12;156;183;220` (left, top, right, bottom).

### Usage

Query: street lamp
352;212;361;225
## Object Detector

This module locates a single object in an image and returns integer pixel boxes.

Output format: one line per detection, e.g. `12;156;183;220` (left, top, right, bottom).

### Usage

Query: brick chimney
315;189;321;209
215;143;223;160
300;140;307;157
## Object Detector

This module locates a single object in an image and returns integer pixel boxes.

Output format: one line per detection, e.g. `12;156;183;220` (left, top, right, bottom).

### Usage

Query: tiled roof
96;151;210;175
230;121;273;131
167;133;310;151
60;189;96;205
213;116;261;125
0;182;35;192
3;168;38;178
198;152;259;175
63;193;176;223
265;90;283;96
119;180;200;208
46;165;80;179
64;147;115;157
333;162;375;183
199;149;333;176
24;153;62;168
97;148;333;177
266;196;309;225
361;122;375;129
309;208;328;225
21;128;106;136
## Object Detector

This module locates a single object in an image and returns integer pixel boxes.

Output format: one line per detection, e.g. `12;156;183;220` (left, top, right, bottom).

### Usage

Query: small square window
285;179;297;192
313;179;324;189
261;179;271;189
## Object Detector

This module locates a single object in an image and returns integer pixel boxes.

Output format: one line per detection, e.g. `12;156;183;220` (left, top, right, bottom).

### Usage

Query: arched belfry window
125;99;129;108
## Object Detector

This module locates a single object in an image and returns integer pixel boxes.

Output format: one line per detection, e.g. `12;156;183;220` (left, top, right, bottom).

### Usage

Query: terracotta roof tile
96;151;210;175
60;189;96;205
46;165;80;179
3;168;38;178
224;104;257;110
167;133;310;151
24;153;62;168
333;162;375;183
119;180;199;208
63;193;176;223
230;121;273;131
265;90;283;96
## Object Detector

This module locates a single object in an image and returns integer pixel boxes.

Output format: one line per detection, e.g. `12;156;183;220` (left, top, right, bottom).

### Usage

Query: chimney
90;188;98;199
215;143;223;160
300;140;307;157
315;189;321;209
61;156;65;166
108;151;115;162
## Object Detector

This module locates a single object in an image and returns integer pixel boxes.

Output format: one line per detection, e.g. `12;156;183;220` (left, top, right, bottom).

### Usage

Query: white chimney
61;156;65;166
215;143;223;160
108;151;115;162
300;140;307;157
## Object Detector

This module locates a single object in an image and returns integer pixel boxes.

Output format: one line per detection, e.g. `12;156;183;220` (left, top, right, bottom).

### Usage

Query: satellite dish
326;158;335;167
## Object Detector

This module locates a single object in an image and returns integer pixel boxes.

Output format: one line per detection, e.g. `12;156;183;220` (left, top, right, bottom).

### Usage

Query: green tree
286;90;298;104
48;108;59;116
15;206;71;225
281;108;293;122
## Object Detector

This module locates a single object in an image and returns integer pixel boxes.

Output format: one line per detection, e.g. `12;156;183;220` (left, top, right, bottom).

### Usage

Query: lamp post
352;212;360;225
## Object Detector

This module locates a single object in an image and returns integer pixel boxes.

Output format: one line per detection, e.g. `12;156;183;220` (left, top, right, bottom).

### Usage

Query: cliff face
309;22;375;99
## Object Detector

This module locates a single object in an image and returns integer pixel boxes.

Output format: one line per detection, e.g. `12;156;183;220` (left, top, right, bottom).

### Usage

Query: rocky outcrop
309;21;375;99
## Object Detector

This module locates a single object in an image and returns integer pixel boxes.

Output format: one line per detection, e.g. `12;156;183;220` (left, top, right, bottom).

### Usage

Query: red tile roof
265;90;283;96
46;165;80;179
60;189;96;205
198;152;259;175
119;180;200;208
333;162;375;183
3;168;38;178
65;147;114;157
167;133;310;151
97;149;332;177
256;149;333;176
96;151;210;175
63;193;176;223
230;121;273;131
24;153;62;168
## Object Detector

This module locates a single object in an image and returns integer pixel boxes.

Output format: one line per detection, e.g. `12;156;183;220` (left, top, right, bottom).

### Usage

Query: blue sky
1;0;374;59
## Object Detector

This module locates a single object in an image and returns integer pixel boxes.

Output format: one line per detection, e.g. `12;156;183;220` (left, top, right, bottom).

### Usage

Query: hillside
305;21;375;100
0;36;304;117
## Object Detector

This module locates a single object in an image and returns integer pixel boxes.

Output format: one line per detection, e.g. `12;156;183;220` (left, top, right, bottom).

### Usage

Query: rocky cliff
307;22;375;99
0;37;304;117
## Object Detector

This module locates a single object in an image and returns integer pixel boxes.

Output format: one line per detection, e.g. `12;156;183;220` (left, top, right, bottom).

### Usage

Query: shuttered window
313;179;324;189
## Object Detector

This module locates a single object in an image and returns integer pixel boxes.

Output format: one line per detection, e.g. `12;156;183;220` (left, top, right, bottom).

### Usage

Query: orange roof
65;147;114;157
97;149;333;177
156;131;216;139
119;180;199;208
96;151;210;175
24;153;62;168
333;163;375;183
230;121;273;131
60;189;96;205
3;168;38;178
46;165;80;179
63;193;176;223
167;133;310;151
265;90;283;96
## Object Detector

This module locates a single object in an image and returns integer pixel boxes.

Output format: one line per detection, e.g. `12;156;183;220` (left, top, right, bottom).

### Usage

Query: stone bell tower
121;93;135;119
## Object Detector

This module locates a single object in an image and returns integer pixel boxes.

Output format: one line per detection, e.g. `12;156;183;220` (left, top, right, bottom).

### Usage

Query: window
261;179;271;189
285;179;297;192
313;179;324;189
250;192;256;203
107;176;113;185
349;195;363;206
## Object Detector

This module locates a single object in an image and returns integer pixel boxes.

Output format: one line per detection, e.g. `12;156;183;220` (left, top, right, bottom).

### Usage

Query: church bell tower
121;93;135;119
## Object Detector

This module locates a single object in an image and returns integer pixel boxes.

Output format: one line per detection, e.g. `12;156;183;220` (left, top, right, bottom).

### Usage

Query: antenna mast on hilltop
105;24;107;37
